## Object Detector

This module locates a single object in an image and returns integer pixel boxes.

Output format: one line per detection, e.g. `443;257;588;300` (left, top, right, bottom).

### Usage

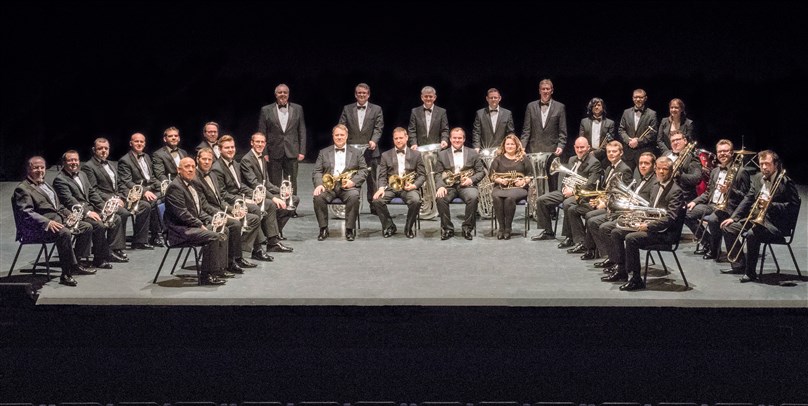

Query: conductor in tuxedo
434;127;486;240
152;126;189;183
407;86;450;150
602;156;686;291
312;124;369;241
163;158;230;285
520;79;567;193
12;156;95;286
53;150;125;268
257;83;307;201
578;97;616;163
372;127;426;239
618;89;659;171
472;88;515;152
117;132;164;248
196;122;221;159
338;83;384;210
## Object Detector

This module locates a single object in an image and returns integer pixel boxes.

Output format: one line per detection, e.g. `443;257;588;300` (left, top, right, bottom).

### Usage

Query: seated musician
666;129;702;203
312;124;369;241
489;133;531;240
531;136;601;244
601;156;685;291
720;150;800;282
117;132;165;248
12;156;95;286
371;127;426;239
434;127;486;241
152;126;190;183
685;139;751;260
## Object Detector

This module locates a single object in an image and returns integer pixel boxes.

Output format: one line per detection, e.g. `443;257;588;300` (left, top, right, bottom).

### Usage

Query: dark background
2;1;806;182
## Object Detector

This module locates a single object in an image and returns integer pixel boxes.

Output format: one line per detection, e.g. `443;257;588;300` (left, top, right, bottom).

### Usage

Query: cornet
389;172;416;191
127;180;144;212
65;204;84;233
280;176;295;210
252;184;267;211
100;197;119;227
441;168;474;187
160;174;171;196
210;210;228;234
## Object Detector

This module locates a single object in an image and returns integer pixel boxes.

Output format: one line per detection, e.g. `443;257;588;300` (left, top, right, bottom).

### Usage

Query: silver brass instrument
713;153;745;214
388;172;416;192
549;157;588;190
491;171;533;189
727;169;787;263
526;152;551;220
441;168;475;187
252;184;267;211
476;147;498;219
280;176;295;210
100;197;119;227
65;204;84;233
610;196;667;231
160;174;171;196
416;143;442;220
232;197;248;234
126;180;144;212
607;177;649;207
210;210;228;234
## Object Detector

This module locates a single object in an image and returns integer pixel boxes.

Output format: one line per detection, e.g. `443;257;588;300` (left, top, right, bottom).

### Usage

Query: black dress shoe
383;226;397;238
531;230;555;241
496;231;504;240
131;242;154;250
602;271;628;282
235;258;257;268
441;230;455;240
201;274;226;285
720;267;744;274
268;242;294;252
604;263;622;274
59;275;78;286
580;250;597;260
227;264;245;274
92;260;113;269
703;252;718;260
345;229;355;241
278;232;287;240
110;251;129;263
694;246;709;255
620;279;646;291
217;270;235;278
150;236;165;247
113;249;128;259
405;228;415;239
463;229;473;240
291;211;299;218
251;250;274;262
740;274;758;283
557;237;574;248
317;227;329;241
72;265;96;275
594;259;615;268
567;242;586;254
503;231;511;240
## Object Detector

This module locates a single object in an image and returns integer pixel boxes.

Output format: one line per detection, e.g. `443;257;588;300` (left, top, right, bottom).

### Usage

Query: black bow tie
454;149;463;153
424;108;432;113
169;148;178;153
634;108;643;113
98;159;108;165
136;153;145;159
489;109;498;114
540;101;550;106
592;117;602;123
278;104;287;109
335;148;345;152
356;105;366;110
396;149;406;154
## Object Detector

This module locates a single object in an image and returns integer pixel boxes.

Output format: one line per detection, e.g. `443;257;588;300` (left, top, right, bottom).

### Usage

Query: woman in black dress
489;133;532;239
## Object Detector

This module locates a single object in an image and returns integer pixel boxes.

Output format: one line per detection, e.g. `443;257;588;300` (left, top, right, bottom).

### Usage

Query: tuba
727;169;787;263
280;176;295;210
713;153;745;214
210;210;228;234
65;204;84;233
416;143;442;220
388;172;416;192
441;168;475;187
607;177;649;207
476;147;498;219
549;157;588;190
252;184;267;211
126;180;144;212
100;197;119;227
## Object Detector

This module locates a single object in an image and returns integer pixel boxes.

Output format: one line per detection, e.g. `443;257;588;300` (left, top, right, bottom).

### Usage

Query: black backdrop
2;0;806;182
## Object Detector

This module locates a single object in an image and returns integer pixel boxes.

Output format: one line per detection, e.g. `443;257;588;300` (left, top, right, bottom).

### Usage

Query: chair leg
657;251;669;274
170;248;185;275
44;243;56;278
192;247;202;285
153;248;173;283
524;204;530;237
31;244;48;276
643;250;652;284
671;250;688;288
758;243;767;276
7;244;24;277
181;247;193;269
768;244;781;274
786;244;803;277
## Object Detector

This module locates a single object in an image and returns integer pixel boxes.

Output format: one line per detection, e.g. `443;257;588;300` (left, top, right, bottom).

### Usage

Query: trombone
726;169;787;263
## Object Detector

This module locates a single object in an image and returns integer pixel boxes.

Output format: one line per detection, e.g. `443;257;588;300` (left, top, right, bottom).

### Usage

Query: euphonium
280;176;295;210
727;169;787;263
389;171;416;191
713;153;745;214
441;168;475;187
100;197;119;227
126;180;144;212
549;157;587;190
160;174;171;196
491;171;532;189
252;184;267;211
210;210;228;234
606;177;649;206
65;204;84;233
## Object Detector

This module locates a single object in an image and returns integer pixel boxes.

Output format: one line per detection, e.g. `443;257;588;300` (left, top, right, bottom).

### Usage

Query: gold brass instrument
65;204;84;233
160;174;171;196
491;171;533;189
389;172;416;192
100;197;119;227
441;168;475;187
727;169;787;263
636;125;657;143
671;141;697;178
549;157;588;190
210;210;228;234
252;184;267;211
322;169;358;191
713;153;745;214
575;188;607;206
280;176;295;210
126;180;144;212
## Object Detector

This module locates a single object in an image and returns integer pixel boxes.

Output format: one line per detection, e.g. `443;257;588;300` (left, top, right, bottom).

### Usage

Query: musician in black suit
720;150;800;283
588;152;657;265
338;83;384;210
312;124;369;241
618;89;659;171
53;150;124;269
578;97;616;163
163;158;229;285
12;156;95;286
472;88;515;152
117;132;164;248
520;79;567;192
194;150;256;272
531;137;601;243
152;126;189;183
257;83;307;198
239;132;296;253
434;127;486;241
686;139;750;260
81;137;142;259
602;156;686;291
568;141;633;255
210;135;275;262
657;98;696;154
408;85;450;150
195;122;221;159
665;129;703;203
372;127;426;239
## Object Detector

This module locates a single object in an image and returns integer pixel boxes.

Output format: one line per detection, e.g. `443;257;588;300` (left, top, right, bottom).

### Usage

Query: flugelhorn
65;204;84;233
389;172;416;191
441;168;475;187
491;171;532;189
280;176;295;210
549;157;588;190
100;197;119;227
727;169;787;263
127;180;143;212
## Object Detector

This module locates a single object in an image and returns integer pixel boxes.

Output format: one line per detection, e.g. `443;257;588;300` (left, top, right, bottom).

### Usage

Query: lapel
345;145;354;168
27;179;57;208
95;158;115;187
221;158;240;184
180;180;199;216
68;170;88;199
200;171;220;206
129;151;148;179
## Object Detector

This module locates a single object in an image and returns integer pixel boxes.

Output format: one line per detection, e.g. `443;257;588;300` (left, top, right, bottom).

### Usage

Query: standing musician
372;127;426;239
520;79;567;193
13;156;95;286
489;134;532;240
657;98;696;154
210;135;276;262
312;124;369;241
686;139;751;260
579;97;616;163
531;137;601;244
152;126;189;183
434;127;486;241
618;88;658;171
665;129;703;203
601;156;686;291
568;141;633;255
408;86;450;150
195;148;257;270
720;150;800;282
472;88;515;152
163;157;231;285
117;132;165;248
196;122;221;159
239;132;296;253
53;150;125;269
338;83;384;211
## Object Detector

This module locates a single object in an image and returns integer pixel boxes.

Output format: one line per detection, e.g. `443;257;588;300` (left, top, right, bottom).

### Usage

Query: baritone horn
280;176;295;210
126;181;143;212
549;158;587;190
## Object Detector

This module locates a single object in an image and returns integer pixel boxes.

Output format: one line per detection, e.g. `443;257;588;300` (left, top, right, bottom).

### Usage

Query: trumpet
713;153;745;214
322;169;358;191
549;157;588;190
389;172;416;191
280;176;295;210
160;174;171;196
252;184;267;211
100;197;119;227
441;168;475;187
127;180;144;212
727;169;787;263
65;204;84;233
210;210;228;234
491;171;532;189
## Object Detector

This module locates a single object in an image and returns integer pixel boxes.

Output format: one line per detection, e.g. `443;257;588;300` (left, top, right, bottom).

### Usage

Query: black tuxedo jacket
257;102;307;159
152;145;190;182
53;169;106;213
657;117;696;153
731;170;801;233
601;160;633;188
239;150;281;197
472;106;515;150
434;147;485;188
407;105;449;147
377;148;426;189
520;99;568;153
12;179;71;241
579;117;616;150
82;157;122;201
211;157;254;205
691;165;751;212
338;103;384;157
312;145;369;188
195;168;227;211
646;181;686;235
632;174;658;203
164;177;212;232
117;150;161;196
563;153;602;190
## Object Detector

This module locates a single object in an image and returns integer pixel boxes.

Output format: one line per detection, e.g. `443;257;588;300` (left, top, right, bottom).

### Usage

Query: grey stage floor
1;163;806;307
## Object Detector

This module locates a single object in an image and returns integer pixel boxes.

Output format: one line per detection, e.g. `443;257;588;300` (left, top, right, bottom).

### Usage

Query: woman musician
489;134;532;239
